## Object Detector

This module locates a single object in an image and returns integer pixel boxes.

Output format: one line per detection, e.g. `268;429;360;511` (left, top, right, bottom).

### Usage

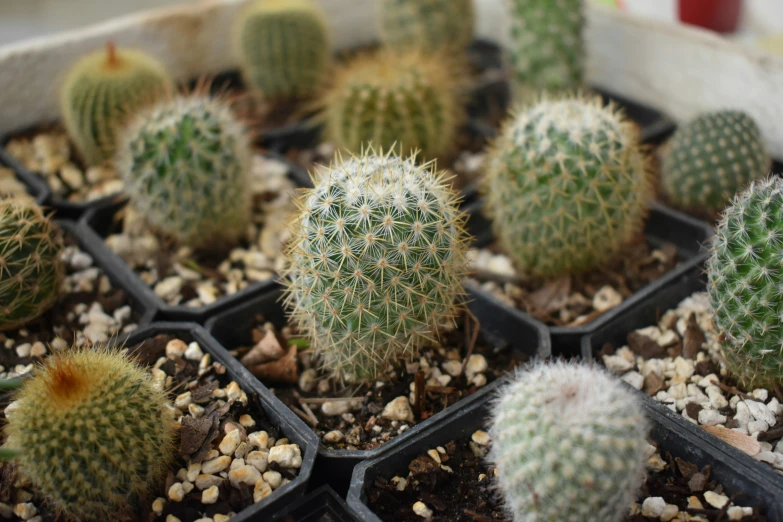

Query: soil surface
470;239;680;327
227;313;530;451
0;333;302;522
367;430;766;522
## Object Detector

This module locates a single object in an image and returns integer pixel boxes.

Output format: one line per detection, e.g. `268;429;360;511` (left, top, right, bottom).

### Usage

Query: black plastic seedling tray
122;323;319;521
346;384;783;522
76;153;308;324
205;284;550;496
464;201;715;358
581;266;783;492
270;485;359;522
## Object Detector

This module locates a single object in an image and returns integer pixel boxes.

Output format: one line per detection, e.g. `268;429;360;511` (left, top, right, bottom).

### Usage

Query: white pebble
602;354;634;373
321;399;360;416
471;430;490;446
464;354;488;380
593;285;622;312
641;497;666;517
381;396;414;423
187;463;201;483
621;371;644;390
323;430;344;443
262;471;282;489
151;498;165;514
268;444;302;469
15;344;31;358
174;392;192;409
751;389;769;402
704;491;729;509
219;429;242;455
195;474;223;490
734;401;753;427
744;400;777;427
412;501;433;520
254;479;272;503
441;360;463;377
705;385;729;409
228;465;261;488
660;504;679;522
226;381;242;402
185;342;204;361
246;451;269;473
166;339;188;358
201;486;219;504
239;414;256;428
202;456;231;474
168;483;185;502
13;503;37;520
748;420;770;435
728;506;754;520
248;431;269;450
698;409;727;426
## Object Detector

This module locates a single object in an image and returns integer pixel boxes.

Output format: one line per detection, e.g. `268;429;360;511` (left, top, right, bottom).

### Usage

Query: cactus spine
489;361;649;522
661;111;770;211
234;0;331;100
115;94;252;249
482;94;654;278
707;177;783;389
60;42;172;166
318;51;463;160
3;346;176;520
507;0;585;93
378;0;475;53
0;198;64;332
282;149;469;383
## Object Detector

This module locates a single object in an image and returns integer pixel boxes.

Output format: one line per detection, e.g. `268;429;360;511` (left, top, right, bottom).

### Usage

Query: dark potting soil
228;314;528;451
366;433;766;522
472;239;680;327
0;333;296;522
0;232;142;370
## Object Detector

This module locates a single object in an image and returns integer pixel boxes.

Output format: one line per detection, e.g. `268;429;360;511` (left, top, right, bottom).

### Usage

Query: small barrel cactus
60;42;172;166
378;0;475;53
489;361;649;522
317;51;463;160
508;0;584;93
3;346;176;520
482;94;654;277
661;111;770;211
707;177;783;389
234;0;331;100
116;94;252;249
282;149;469;382
0;198;64;332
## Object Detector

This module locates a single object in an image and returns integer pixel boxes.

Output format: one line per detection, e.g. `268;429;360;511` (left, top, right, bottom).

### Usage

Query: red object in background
679;0;742;33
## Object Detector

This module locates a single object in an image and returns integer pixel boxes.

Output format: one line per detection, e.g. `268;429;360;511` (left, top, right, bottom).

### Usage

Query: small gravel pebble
268;444;302;469
412;501;433;520
381;396;414;423
640;497;665;517
704;491;729;509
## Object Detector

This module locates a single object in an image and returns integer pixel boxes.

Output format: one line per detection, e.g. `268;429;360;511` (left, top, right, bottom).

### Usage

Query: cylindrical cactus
482;94;654;278
489;361;649;522
317;51;463;161
60;42;172;166
3;346;176;520
234;0;331;100
282;149;470;383
661;110;770;211
378;0;475;53
115;94;252;249
507;0;584;93
0;198;64;332
707;177;783;389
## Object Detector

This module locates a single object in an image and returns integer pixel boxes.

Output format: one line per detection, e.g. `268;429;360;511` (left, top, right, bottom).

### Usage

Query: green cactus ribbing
60;43;172;166
4;347;176;520
379;0;475;53
508;0;584;93
116;95;252;249
0;198;64;332
489;361;649;522
234;0;331;100
662;111;770;211
283;149;469;383
318;51;463;160
483;95;654;278
707;177;783;389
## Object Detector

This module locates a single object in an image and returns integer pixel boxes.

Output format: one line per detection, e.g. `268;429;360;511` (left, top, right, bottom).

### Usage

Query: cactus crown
4;345;176;521
0;198;64;332
482;94;654;278
378;0;475;53
316;50;464;161
661;110;770;211
234;0;331;100
282;148;470;383
489;361;649;522
116;92;252;249
707;177;783;389
508;0;585;93
60;42;172;166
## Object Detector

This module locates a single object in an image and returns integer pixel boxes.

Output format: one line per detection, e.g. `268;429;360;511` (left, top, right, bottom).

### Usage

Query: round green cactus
0;198;64;332
707;177;783;389
508;0;584;93
116;94;252;249
482;94;654;278
378;0;474;53
661;111;770;211
234;0;331;100
318;50;463;161
60;42;172;166
4;346;176;520
489;361;649;522
282;149;470;383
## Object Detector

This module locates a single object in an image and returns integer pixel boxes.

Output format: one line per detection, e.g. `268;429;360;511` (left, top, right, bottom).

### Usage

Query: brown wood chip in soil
476;240;679;326
366;433;766;522
232;314;528;451
0;334;289;522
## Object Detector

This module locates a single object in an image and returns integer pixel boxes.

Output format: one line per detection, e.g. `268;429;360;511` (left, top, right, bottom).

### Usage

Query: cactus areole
282;149;469;383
